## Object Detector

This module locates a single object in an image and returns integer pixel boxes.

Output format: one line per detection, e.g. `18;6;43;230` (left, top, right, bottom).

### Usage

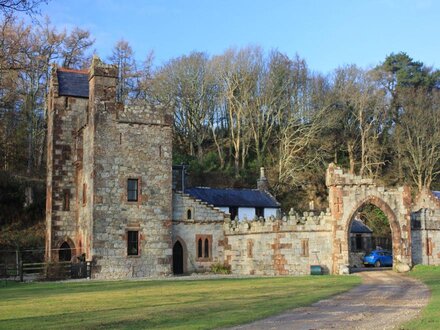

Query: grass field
0;275;360;329
403;265;440;330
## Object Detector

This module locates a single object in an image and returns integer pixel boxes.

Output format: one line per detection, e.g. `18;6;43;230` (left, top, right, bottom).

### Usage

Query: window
127;231;139;256
355;234;363;251
301;239;309;257
196;235;212;261
63;189;70;211
204;238;209;258
255;207;264;218
187;208;192;220
229;207;238;220
198;238;203;258
127;179;139;202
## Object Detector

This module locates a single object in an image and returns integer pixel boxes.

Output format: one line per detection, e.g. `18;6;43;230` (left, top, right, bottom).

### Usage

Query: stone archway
326;164;412;274
344;196;402;269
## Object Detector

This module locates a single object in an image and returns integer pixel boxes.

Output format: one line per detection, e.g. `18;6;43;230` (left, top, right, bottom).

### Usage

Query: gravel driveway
230;270;430;330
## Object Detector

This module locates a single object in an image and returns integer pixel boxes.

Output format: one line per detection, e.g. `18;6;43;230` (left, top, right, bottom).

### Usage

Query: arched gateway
326;164;412;274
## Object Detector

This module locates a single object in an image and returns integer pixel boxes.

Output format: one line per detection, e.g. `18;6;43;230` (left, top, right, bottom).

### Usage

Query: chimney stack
257;167;269;191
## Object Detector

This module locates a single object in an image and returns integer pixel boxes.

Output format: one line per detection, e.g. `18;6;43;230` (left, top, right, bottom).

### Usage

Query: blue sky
31;0;440;74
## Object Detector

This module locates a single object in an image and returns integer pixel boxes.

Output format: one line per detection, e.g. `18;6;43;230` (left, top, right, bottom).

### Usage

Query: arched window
204;238;209;258
196;235;212;261
198;238;203;258
187;209;192;220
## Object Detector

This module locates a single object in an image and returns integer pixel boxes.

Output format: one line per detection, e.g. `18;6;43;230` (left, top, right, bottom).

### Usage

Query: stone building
349;219;373;268
411;190;440;265
46;58;440;279
46;57;173;278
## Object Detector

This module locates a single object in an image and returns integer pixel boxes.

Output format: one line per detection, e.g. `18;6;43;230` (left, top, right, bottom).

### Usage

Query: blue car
363;250;393;267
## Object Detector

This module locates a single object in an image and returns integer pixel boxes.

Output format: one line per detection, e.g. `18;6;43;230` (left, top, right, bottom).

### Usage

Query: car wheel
375;260;381;267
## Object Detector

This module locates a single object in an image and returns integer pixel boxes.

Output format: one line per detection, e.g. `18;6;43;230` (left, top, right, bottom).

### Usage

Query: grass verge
0;275;360;329
403;265;440;329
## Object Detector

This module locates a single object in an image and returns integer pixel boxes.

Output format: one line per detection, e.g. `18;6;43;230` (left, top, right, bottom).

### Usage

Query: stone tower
46;57;173;278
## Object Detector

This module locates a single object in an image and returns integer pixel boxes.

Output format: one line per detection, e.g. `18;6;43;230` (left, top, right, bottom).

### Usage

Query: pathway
230;270;430;330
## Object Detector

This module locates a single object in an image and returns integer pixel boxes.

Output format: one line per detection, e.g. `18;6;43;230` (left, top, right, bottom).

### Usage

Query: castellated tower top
48;56;173;127
325;163;374;187
89;55;118;80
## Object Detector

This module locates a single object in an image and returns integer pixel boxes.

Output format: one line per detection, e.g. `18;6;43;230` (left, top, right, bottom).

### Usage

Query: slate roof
57;69;89;98
184;187;280;208
433;191;440;200
350;219;373;234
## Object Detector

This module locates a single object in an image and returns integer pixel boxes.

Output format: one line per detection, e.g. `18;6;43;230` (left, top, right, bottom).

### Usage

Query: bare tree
136;50;155;102
275;105;327;192
330;65;386;177
211;47;261;175
109;39;138;104
396;88;440;191
0;17;92;176
62;27;94;69
0;0;48;18
152;52;216;159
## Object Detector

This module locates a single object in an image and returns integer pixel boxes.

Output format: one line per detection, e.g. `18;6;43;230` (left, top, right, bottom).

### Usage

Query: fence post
15;248;19;277
19;250;23;282
87;261;91;278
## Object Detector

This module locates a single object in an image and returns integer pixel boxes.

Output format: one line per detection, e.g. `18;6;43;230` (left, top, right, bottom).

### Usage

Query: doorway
348;203;393;270
173;241;184;275
59;241;72;261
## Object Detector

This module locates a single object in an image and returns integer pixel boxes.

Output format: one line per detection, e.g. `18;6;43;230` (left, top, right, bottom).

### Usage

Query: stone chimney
257;167;269;191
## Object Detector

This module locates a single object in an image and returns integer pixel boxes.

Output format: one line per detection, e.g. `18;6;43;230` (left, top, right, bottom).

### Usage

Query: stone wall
411;190;440;265
223;212;333;275
172;192;227;273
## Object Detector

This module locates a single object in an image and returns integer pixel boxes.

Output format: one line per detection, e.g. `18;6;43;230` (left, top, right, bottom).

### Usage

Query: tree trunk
347;141;355;175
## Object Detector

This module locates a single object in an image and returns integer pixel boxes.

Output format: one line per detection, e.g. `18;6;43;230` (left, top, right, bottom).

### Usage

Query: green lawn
403;265;440;330
0;275;360;329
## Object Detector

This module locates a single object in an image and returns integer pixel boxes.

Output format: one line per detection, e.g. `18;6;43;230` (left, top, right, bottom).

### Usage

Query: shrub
210;262;231;274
